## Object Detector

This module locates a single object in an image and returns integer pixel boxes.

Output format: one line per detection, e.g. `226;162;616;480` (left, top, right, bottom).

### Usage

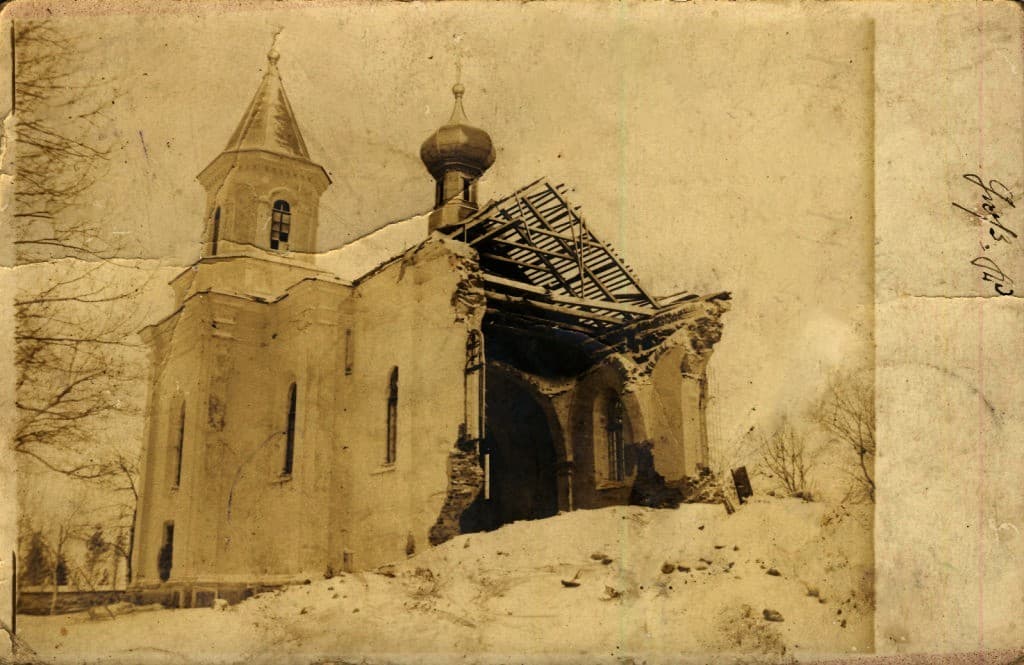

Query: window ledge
371;464;397;476
170;485;180;492
275;473;293;485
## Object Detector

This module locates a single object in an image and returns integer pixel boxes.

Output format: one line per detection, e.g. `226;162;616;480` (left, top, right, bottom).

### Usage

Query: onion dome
420;83;496;179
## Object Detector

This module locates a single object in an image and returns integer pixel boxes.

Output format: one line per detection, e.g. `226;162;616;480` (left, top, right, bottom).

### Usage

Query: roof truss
448;179;669;334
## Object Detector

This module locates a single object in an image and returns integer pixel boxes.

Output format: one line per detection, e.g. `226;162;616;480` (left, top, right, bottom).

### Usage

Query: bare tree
36;494;89;615
14;263;145;478
17;517;49;590
758;416;817;497
105;451;140;584
11;20;121;262
814;371;875;503
83;525;110;587
10;20;147;481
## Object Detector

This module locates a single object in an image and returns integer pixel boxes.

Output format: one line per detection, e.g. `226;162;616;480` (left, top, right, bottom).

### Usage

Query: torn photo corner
0;1;1021;663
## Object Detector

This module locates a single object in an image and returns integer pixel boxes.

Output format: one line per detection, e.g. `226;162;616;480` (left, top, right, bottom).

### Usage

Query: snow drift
17;497;873;664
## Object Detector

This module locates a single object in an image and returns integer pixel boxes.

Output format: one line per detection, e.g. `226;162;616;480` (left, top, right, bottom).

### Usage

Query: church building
131;48;730;605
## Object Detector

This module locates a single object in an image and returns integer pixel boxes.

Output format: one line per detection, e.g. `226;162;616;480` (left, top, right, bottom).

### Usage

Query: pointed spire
223;42;310;160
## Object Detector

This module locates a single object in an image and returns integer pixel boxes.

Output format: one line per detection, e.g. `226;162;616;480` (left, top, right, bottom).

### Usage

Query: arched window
385;367;399;464
344;329;354;375
173;402;185;488
270;200;291;250
211;207;221;255
605;392;634;481
462;177;471;202
283;383;297;475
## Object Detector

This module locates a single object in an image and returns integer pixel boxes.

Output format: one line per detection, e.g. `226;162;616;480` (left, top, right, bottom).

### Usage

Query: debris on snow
17;499;873;659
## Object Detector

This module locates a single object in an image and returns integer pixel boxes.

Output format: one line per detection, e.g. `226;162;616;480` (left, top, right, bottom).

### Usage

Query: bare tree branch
813;371;875;503
10;21;147;584
758;416;817;497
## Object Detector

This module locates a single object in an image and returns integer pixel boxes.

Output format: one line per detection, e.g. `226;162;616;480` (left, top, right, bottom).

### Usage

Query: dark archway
471;369;559;530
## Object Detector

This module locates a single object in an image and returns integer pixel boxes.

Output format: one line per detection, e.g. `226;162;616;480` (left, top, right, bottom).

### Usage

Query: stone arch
571;359;651;448
265;185;301;209
473;362;568;528
568;357;651;509
486;362;569;463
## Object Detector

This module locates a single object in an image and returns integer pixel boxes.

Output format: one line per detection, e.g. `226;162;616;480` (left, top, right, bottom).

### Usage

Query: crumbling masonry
131;50;729;606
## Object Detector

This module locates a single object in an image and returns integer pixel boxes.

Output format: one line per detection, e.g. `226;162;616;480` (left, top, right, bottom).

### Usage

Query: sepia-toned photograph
0;1;1021;664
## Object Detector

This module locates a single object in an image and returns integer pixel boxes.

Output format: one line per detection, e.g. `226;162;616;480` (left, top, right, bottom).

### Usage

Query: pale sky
14;2;875;460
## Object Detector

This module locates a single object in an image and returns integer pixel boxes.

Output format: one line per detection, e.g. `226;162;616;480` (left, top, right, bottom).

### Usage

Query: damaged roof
444;178;724;341
314;177;726;346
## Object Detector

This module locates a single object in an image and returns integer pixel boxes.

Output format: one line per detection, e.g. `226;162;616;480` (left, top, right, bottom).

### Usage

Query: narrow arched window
211;207;221;255
270;200;291;250
462;177;471;202
606;393;627;481
343;329;354;375
283;383;297;475
385;367;399;464
173;402;185;487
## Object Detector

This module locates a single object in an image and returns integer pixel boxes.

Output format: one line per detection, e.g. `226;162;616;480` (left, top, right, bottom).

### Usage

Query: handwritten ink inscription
952;174;1016;296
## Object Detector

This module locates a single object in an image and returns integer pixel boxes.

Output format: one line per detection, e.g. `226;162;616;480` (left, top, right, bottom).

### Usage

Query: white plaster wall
135;236;483;584
648;346;706;480
336;238;481;569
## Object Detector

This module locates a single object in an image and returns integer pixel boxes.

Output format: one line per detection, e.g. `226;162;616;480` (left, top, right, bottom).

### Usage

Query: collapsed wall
426;236;488;546
431;281;732;537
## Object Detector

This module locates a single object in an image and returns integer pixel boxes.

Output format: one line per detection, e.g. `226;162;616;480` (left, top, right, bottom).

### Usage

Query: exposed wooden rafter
482;275;656;317
446;178;667;336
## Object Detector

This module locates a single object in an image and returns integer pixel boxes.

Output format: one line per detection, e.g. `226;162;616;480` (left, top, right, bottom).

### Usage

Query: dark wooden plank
480;253;559;274
483;274;657;316
484;308;596;336
486;236;578;264
485;291;624;325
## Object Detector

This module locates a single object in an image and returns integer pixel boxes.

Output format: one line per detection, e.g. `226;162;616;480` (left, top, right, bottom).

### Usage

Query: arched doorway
481;369;559;527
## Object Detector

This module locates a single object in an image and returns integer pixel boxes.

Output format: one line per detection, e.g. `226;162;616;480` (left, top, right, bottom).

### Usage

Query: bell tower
196;47;330;260
420;83;496;232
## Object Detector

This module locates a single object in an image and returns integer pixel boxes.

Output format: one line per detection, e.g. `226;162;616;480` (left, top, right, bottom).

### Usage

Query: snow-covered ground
16;497;873;664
